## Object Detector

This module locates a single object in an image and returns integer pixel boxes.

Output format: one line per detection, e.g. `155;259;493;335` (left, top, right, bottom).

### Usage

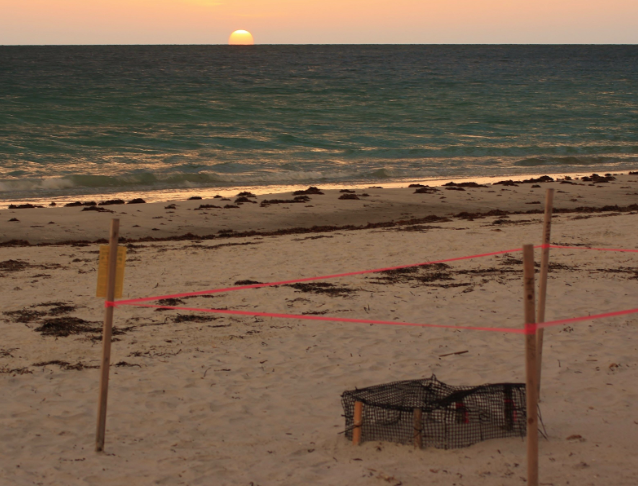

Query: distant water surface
1;45;637;203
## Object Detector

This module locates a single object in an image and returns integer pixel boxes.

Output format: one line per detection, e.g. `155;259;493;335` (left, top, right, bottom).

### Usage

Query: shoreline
2;171;637;245
2;169;635;209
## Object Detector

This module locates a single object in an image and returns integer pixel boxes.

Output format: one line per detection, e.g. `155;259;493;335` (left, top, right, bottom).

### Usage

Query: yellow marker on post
96;245;126;298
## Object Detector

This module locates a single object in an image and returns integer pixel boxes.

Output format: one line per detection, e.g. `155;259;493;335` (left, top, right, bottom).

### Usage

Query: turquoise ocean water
1;45;637;203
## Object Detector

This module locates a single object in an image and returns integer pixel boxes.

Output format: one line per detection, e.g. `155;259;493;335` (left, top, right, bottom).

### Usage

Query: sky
2;0;638;45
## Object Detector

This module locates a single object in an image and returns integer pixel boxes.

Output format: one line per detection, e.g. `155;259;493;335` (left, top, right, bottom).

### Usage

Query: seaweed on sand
287;282;356;296
32;360;99;371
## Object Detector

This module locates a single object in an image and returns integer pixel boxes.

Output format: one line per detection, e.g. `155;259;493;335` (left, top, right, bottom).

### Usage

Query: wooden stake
523;244;539;486
353;401;363;445
536;188;554;398
96;219;120;452
413;408;423;449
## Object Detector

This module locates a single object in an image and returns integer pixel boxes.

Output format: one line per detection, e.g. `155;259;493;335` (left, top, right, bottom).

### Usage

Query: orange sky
2;0;637;44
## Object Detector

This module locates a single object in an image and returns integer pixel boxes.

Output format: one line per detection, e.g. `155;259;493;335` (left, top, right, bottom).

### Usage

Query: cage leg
504;385;515;431
353;401;363;445
413;408;423;449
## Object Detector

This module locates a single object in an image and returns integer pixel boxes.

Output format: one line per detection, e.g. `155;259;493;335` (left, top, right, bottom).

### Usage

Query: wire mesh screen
342;375;526;449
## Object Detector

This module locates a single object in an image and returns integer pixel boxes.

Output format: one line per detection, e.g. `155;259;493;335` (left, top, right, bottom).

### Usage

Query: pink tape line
107;243;638;334
115;247;527;305
118;302;531;334
107;302;638;335
115;244;637;306
538;307;638;329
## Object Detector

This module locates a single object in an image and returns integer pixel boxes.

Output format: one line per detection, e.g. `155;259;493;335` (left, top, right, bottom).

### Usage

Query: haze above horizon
2;0;637;45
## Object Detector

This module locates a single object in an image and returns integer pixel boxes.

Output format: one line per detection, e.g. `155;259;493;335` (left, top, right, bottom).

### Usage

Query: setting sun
228;30;254;45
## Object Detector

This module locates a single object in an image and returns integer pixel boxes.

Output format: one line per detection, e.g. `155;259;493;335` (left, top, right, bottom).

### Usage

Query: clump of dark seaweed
99;199;125;206
65;201;96;207
235;197;257;204
195;204;221;210
4;302;76;323
582;173;615;183
173;314;220;323
155;298;186;311
8;203;45;209
443;182;487;188
293;186;324;195
0;260;30;272
414;186;439;194
34;317;101;337
82;206;114;212
32;360;99;371
260;195;310;207
287;282;356;296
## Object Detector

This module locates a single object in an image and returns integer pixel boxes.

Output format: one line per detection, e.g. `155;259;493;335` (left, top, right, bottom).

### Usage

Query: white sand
1;177;638;485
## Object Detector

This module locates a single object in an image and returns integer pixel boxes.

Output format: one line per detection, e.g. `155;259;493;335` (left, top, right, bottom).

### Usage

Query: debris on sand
155;298;186;311
8;203;45;209
195;204;221;210
260;196;310;207
414;186;439;194
32;360;99;371
235;197;257;204
99;199;125;205
297;186;323;194
287;282;356;296
0;260;31;272
82;206;114;212
172;314;219;323
443;182;487;188
65;201;96;207
34;317;102;337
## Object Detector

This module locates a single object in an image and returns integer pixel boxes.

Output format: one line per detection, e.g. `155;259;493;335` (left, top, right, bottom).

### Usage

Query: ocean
1;45;637;204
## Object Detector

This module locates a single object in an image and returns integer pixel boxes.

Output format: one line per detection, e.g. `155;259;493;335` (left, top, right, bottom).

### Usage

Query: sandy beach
1;173;638;485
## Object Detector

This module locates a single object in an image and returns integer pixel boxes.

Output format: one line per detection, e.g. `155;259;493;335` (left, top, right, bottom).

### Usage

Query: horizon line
2;43;638;47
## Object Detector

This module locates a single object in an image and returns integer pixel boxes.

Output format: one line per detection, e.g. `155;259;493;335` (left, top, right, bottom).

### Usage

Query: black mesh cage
341;375;526;449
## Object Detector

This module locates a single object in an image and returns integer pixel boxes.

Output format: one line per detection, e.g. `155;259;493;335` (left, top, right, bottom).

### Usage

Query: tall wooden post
523;244;539;486
536;188;554;397
96;219;120;452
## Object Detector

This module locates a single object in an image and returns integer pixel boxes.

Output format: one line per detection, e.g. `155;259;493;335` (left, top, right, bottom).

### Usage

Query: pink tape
121;302;531;334
118;302;638;335
110;243;638;335
115;245;637;307
539;307;638;329
115;247;526;305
